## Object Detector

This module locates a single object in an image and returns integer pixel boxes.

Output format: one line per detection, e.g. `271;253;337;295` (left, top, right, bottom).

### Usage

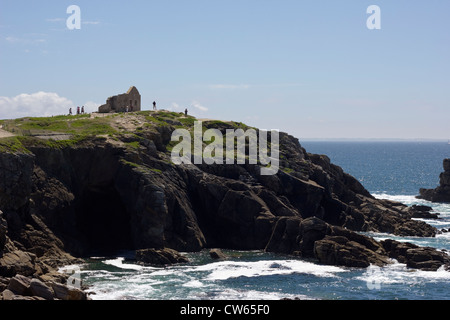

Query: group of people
69;106;85;116
67;102;189;116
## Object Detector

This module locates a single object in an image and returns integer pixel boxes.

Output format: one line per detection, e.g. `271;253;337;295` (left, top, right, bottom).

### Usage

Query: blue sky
1;0;449;139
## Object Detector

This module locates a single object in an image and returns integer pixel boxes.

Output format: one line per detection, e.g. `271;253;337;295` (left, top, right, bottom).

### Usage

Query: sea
69;141;450;300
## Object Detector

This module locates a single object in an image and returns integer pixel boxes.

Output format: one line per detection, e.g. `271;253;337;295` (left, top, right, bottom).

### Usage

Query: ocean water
77;141;450;300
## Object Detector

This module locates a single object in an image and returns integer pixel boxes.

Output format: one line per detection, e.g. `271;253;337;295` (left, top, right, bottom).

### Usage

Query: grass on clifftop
2;114;116;136
0;110;262;159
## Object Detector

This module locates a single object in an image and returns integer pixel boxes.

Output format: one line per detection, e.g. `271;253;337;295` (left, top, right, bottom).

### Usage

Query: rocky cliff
0;112;448;299
419;159;450;203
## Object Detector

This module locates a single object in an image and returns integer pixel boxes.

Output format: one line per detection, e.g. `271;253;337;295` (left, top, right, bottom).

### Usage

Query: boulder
51;281;88;300
382;239;450;271
265;217;302;254
381;239;418;264
405;247;450;271
408;205;440;219
0;276;8;292
29;279;54;300
209;249;227;260
0;250;37;277
418;159;450;203
1;289;17;300
7;274;31;295
314;236;390;268
298;217;331;257
135;248;189;266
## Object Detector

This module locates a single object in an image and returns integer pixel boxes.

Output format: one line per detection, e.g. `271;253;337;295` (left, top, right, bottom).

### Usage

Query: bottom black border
1;300;445;319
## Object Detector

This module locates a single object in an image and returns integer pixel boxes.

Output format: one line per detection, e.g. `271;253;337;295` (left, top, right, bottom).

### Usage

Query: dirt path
0;128;15;138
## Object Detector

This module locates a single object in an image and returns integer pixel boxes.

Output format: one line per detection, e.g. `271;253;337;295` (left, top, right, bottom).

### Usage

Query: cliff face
0;112;446;279
419;159;450;203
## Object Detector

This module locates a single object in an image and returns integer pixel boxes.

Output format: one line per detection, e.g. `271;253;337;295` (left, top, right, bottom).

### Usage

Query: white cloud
82;101;101;113
168;103;181;111
191;101;208;112
0;92;74;119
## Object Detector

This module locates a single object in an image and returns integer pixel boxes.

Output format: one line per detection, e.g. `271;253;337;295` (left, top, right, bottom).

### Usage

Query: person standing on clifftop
153;101;157;111
69;108;72;116
185;108;188;116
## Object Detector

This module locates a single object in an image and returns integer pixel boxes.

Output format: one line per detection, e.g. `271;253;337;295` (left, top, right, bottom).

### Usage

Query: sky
0;0;449;140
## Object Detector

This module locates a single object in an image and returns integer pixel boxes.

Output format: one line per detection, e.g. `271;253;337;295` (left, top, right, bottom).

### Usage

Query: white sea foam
373;193;421;204
195;288;312;300
189;259;348;281
103;257;158;271
357;263;450;287
182;280;204;288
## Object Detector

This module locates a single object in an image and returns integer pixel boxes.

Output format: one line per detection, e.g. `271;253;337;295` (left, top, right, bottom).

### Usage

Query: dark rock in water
313;225;390;268
209;249;227;260
381;239;418;264
418;159;450;203
381;239;450;271
405;247;450;271
314;236;390;268
408;205;440;219
135;248;189;266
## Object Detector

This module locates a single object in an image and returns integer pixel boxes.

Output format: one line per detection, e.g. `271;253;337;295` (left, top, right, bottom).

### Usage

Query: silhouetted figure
69;108;72;116
185;108;188;116
81;106;85;114
153;101;157;111
77;106;80;115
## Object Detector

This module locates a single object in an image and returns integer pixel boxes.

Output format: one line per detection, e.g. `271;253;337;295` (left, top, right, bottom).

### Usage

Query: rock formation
135;248;189;266
418;159;450;203
0;111;448;300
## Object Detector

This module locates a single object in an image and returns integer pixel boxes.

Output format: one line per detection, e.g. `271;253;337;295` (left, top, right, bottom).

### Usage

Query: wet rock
405;247;450;271
419;159;450;203
209;249;227;260
381;239;418;264
382;239;450;271
135;248;189;266
408;205;440;219
314;235;390;268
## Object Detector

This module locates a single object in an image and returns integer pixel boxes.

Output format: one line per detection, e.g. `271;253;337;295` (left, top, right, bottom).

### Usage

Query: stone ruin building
98;86;141;113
